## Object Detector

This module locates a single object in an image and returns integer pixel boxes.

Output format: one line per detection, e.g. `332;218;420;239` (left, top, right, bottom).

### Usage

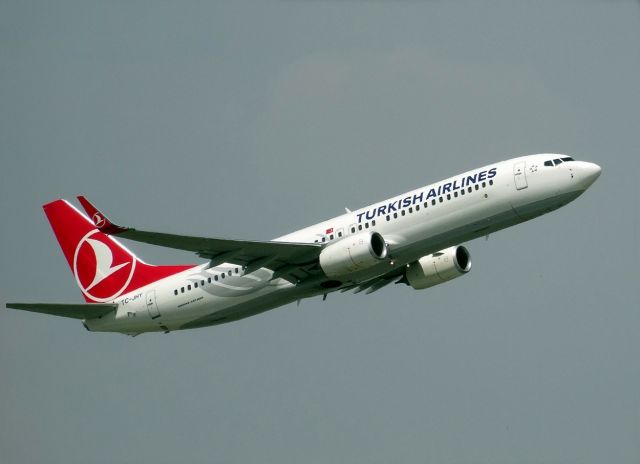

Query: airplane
6;154;601;336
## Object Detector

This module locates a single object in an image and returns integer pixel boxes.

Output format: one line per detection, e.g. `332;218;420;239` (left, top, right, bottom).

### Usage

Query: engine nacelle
319;232;388;278
405;246;471;290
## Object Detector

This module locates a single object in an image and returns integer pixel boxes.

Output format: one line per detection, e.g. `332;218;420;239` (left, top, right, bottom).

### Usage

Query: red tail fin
43;200;194;303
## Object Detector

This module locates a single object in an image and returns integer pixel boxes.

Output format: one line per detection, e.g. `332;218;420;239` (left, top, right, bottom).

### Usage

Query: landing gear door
513;161;528;190
146;290;160;319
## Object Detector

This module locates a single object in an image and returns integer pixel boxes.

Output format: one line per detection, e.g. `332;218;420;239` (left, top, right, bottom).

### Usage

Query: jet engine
319;231;388;278
405;246;471;290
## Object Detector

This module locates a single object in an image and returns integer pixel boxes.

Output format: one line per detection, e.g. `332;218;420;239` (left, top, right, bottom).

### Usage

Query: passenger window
329;234;334;240
358;224;363;231
468;187;472;193
439;197;443;203
482;182;486;188
447;194;451;200
365;223;369;228
394;212;398;219
214;275;218;281
386;215;390;221
235;268;239;274
431;199;436;206
322;237;326;242
372;220;376;226
174;290;178;296
181;287;185;293
194;282;198;288
401;210;406;216
489;179;494;186
454;191;458;198
461;189;465;195
416;205;420;211
201;280;205;286
351;227;356;233
475;184;479;190
338;231;342;237
208;277;211;283
187;285;191;291
424;202;428;208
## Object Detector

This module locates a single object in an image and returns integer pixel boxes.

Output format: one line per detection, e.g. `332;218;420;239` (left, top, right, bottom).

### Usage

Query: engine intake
405;246;471;290
319;232;388;278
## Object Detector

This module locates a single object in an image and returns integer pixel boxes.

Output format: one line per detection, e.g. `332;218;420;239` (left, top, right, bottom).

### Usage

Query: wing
6;303;117;319
77;196;323;283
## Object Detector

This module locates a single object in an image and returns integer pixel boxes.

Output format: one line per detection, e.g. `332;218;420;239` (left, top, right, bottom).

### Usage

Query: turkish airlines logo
73;230;136;302
92;212;106;228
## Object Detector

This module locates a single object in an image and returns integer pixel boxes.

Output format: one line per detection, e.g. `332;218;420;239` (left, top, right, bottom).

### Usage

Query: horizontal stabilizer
6;303;117;319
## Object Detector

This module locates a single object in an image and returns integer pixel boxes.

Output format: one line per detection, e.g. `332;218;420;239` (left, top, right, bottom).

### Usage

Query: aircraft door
146;290;160;319
513;161;528;190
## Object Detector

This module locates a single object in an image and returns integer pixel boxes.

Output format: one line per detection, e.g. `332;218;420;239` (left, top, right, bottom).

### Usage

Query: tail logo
73;230;136;302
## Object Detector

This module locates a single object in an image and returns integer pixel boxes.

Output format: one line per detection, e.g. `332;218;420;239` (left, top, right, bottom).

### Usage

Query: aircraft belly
178;285;311;330
511;190;583;220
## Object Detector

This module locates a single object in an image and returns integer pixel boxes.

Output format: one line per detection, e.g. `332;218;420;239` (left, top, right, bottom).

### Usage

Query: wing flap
350;269;405;294
6;303;117;319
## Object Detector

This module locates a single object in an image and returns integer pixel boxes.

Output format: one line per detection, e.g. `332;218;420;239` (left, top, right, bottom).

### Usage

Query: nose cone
580;162;602;189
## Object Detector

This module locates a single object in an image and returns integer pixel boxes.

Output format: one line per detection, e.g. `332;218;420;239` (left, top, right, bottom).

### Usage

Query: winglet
77;196;129;235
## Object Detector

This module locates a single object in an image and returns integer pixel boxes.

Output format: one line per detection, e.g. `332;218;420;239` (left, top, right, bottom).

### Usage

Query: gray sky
1;1;639;463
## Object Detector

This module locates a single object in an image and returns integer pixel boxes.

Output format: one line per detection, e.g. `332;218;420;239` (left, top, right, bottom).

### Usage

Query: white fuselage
85;154;600;334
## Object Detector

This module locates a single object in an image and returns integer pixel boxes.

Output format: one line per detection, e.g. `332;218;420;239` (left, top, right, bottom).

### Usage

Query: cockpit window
545;157;575;167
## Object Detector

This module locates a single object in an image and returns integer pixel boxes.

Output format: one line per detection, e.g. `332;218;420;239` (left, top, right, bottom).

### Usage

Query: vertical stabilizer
43;200;194;303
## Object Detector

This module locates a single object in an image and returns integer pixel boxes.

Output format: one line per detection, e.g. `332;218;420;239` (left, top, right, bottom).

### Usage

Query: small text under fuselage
119;292;142;306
